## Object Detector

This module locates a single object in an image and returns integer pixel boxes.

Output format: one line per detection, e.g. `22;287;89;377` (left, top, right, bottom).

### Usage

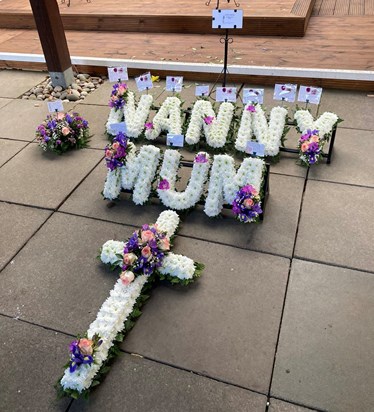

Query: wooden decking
0;0;315;37
313;0;374;15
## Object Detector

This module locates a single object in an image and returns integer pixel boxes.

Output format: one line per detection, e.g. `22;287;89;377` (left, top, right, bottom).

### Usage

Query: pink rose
56;112;65;120
159;237;170;251
78;338;93;356
120;271;135;286
141;245;152;259
117;86;126;96
62;127;71;136
301;142;309;152
105;149;113;157
310;135;319;143
112;142;120;150
141;230;155;243
123;252;137;266
243;198;254;208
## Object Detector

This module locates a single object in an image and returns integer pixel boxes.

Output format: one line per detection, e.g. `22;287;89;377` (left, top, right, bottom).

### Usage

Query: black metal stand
111;159;270;222
279;121;338;165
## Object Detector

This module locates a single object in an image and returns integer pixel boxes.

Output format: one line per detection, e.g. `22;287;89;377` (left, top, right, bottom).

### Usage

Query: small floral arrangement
36;112;90;154
120;224;171;285
68;334;102;373
232;184;262;223
298;129;324;166
104;131;132;171
109;82;128;111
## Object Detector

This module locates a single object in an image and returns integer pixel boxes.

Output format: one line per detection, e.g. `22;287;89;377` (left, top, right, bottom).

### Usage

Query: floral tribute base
57;210;204;399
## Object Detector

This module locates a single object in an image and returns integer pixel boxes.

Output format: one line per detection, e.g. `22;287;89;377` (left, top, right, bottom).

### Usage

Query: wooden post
29;0;74;88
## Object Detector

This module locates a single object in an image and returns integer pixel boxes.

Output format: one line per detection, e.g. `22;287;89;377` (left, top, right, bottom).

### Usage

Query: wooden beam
29;0;73;87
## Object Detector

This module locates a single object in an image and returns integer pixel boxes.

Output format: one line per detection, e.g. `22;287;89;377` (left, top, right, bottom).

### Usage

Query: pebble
21;73;105;102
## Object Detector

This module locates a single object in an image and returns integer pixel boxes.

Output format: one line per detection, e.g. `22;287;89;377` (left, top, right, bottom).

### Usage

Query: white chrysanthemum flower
159;253;195;279
124;92;153;138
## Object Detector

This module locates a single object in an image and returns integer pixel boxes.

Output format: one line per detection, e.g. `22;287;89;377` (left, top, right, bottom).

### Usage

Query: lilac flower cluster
104;132;130;171
108;82;128;110
36;112;90;154
68;334;102;373
121;224;171;279
298;129;323;166
232;185;262;223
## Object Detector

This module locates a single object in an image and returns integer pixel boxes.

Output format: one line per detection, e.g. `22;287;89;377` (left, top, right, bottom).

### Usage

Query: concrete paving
0;70;373;412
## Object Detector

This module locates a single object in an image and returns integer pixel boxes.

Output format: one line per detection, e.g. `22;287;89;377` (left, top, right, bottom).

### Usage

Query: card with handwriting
216;87;237;102
195;85;210;96
166;134;184;147
110;122;127;135
298;86;322;105
166;76;183;92
212;9;243;29
243;88;264;104
47;100;64;113
108;66;128;83
135;72;153;92
246;141;265;157
273;84;297;102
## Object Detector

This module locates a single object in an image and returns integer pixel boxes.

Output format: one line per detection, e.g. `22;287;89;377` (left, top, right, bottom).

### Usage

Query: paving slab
0;138;28;167
0;99;76;141
123;239;289;393
0;202;51;270
319;90;374;131
60;163;304;257
0;69;47;98
308;128;374;187
271;259;374;412
295;180;374;272
73;103;111;149
0;97;12;109
268;398;317;412
0;212;134;334
0;315;70;412
70;354;267;412
0;144;103;209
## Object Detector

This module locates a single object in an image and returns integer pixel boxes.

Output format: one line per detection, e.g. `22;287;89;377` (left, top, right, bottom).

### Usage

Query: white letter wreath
294;109;339;166
106;87;154;138
58;210;204;398
102;134;266;222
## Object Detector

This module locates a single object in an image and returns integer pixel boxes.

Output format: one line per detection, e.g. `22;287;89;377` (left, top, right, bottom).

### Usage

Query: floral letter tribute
294;110;339;166
58;210;204;398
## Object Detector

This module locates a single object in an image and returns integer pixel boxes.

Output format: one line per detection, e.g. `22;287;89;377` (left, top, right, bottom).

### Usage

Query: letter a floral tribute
57;210;204;399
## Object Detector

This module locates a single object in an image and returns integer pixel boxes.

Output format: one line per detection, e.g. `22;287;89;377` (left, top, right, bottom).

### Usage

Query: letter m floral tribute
57;210;204;399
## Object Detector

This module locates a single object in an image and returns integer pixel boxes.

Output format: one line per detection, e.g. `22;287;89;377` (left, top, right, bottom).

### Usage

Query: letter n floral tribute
57;211;204;399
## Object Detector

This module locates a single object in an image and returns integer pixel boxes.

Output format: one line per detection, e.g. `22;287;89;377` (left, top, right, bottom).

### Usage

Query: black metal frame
280;121;338;165
115;159;270;222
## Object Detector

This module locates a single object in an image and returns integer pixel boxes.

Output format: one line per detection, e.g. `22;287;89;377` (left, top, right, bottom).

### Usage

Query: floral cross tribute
57;210;204;399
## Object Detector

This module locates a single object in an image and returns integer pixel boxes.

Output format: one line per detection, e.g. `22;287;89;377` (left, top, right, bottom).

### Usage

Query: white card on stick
166;76;183;92
108;66;128;83
298;86;322;105
166;134;184;147
273;84;297;102
216;87;237;102
212;9;243;29
243;88;264;104
195;85;210;96
47;100;64;113
110;122;127;134
246;141;265;157
135;72;153;92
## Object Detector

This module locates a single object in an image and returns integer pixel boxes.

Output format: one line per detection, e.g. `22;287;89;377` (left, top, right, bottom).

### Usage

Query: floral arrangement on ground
36;111;90;154
56;210;204;399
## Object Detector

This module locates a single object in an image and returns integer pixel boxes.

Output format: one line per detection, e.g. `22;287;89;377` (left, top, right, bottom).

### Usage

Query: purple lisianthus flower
65;113;73;124
56;140;61;145
204;116;214;125
246;105;256;113
145;122;153;130
158;179;170;190
194;153;208;163
44;136;50;142
308;142;319;153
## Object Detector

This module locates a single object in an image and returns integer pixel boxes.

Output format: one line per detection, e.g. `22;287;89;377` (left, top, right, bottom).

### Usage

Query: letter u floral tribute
57;210;204;399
